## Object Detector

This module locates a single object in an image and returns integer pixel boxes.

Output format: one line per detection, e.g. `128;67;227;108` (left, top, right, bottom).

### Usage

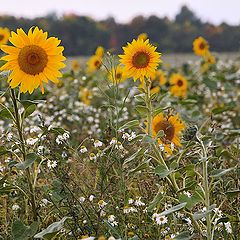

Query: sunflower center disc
94;60;101;68
0;34;4;41
177;79;183;87
199;42;205;50
132;51;150;68
18;45;48;75
116;73;122;79
154;119;175;142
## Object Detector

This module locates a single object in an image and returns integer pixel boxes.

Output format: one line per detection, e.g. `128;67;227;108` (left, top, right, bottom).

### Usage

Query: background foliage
0;5;240;55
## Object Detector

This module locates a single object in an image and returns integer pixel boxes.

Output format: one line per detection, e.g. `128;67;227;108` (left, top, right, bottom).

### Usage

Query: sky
1;0;240;25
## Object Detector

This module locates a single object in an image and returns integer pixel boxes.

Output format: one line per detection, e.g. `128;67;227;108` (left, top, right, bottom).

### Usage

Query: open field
67;52;240;68
0;30;240;240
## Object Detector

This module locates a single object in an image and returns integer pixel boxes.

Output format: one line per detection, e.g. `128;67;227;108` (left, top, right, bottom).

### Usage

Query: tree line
0;6;239;56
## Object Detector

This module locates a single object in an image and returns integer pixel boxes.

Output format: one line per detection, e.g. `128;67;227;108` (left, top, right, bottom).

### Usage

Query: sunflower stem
10;88;38;221
200;138;211;239
145;78;153;136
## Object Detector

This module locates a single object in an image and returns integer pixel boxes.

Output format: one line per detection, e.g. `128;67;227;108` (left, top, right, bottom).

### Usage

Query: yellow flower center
18;45;48;75
0;34;4;41
154;119;175;142
199;42;206;50
132;51;150;68
177;79;183;87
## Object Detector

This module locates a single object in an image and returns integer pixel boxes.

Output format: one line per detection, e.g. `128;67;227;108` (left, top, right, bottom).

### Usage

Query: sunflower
193;36;209;56
87;55;103;73
137;33;148;41
79;87;92;105
204;52;216;65
95;46;104;58
119;38;161;81
201;52;216;73
152;112;186;154
154;70;167;86
71;60;80;72
0;27;65;94
169;73;188;98
108;65;127;84
0;27;10;46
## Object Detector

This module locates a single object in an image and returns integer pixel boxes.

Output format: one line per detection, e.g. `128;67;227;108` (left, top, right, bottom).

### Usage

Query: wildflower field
0;27;239;240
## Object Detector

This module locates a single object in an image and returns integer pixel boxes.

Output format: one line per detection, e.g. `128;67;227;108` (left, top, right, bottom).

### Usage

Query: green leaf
225;190;240;198
123;148;145;166
174;231;193;240
49;127;66;134
16;153;40;170
20;100;45;109
179;99;198;105
147;188;164;212
127;160;150;176
142;134;156;143
104;220;121;238
210;168;235;178
158;202;187;216
212;106;234;115
0;108;14;120
12;219;38;240
34;217;70;239
156;130;164;138
119;120;140;131
134;93;145;102
153;105;170;117
0;146;10;156
155;164;172;178
203;78;217;89
170;160;179;170
22;104;36;118
135;105;148;115
193;204;216;220
179;191;203;210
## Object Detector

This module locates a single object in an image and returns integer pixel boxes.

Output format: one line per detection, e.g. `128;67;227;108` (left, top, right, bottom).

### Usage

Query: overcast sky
1;0;240;25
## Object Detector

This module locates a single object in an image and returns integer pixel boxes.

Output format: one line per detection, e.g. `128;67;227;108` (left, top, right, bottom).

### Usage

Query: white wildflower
12;204;20;211
37;146;44;155
89;195;95;201
80;146;88;153
98;200;107;208
79;197;86;203
110;138;117;145
134;197;145;207
6;133;13;141
26;137;38;145
47;160;57;169
224;222;232;234
94;140;103;148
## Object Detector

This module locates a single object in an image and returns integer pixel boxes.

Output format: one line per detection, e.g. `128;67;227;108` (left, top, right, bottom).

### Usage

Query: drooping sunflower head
169;73;188;98
108;64;127;84
204;52;216;65
95;46;104;58
79;87;92;105
119;38;161;82
0;27;10;46
71;60;80;72
0;27;66;94
155;70;167;86
137;33;148;41
152;112;186;154
193;36;209;56
87;55;103;73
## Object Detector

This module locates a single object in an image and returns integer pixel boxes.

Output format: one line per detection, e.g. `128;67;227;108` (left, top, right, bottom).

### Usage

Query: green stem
200;139;211;239
145;78;152;136
10;88;38;221
144;79;180;192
